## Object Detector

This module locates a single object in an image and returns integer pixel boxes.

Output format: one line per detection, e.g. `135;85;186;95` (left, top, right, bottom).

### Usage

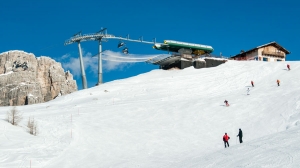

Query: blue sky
1;0;299;89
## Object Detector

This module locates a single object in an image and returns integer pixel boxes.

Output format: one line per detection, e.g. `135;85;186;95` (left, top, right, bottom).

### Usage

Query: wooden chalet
230;42;290;61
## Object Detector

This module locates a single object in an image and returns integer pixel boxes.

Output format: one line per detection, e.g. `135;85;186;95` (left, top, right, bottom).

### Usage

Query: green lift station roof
153;40;214;55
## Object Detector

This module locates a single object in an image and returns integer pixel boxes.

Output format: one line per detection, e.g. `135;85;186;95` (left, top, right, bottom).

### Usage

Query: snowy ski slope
1;60;300;167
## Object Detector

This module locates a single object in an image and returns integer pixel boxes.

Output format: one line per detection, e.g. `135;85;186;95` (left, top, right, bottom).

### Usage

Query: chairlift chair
118;41;125;48
122;47;129;54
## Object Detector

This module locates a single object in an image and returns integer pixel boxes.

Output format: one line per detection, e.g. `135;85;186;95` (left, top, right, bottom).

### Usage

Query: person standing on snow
236;128;243;143
277;79;280;86
247;88;250;95
251;80;254;87
223;133;230;148
224;100;229;106
287;64;290;71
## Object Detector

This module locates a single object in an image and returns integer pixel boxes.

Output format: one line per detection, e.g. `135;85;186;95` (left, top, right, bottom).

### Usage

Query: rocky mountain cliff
0;50;77;106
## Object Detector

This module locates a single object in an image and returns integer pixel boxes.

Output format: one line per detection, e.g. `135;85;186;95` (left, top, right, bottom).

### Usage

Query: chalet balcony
262;51;285;57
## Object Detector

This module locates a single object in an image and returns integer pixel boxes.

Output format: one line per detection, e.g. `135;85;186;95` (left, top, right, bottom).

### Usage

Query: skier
277;79;280;86
236;128;243;143
224;100;229;106
251;80;254;87
287;64;290;71
247;88;250;95
223;133;230;148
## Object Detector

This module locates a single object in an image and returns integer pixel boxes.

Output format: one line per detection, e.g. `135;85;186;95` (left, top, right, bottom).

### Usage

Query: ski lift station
64;28;227;89
149;40;226;70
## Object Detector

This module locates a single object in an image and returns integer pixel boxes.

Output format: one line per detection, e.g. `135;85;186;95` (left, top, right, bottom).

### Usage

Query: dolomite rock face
0;50;77;106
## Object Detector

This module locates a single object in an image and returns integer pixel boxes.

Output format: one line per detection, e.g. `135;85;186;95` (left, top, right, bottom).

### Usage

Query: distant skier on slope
277;79;280;86
251;80;254;87
223;133;230;148
236;128;243;143
287;64;290;71
247;88;250;95
224;100;229;106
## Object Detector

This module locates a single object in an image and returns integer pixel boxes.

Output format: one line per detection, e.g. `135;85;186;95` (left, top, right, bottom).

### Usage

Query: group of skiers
224;64;291;106
221;64;290;148
251;79;280;87
223;128;243;148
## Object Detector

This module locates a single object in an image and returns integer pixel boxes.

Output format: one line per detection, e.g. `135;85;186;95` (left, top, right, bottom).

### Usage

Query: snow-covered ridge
0;61;300;167
0;50;34;56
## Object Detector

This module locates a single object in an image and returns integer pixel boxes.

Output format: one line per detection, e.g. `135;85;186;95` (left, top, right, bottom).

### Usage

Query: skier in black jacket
237;128;243;143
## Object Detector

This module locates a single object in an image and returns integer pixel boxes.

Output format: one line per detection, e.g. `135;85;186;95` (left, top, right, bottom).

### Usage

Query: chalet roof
230;41;290;58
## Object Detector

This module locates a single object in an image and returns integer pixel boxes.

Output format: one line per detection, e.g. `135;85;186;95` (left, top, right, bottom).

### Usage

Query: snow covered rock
0;50;77;106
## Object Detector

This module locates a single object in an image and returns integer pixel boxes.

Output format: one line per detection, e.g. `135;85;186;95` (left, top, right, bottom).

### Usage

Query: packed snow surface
1;61;300;167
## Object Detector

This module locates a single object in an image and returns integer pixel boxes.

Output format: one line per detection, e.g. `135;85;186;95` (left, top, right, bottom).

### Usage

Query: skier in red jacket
251;80;254;87
223;133;230;148
277;79;280;86
287;64;290;71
